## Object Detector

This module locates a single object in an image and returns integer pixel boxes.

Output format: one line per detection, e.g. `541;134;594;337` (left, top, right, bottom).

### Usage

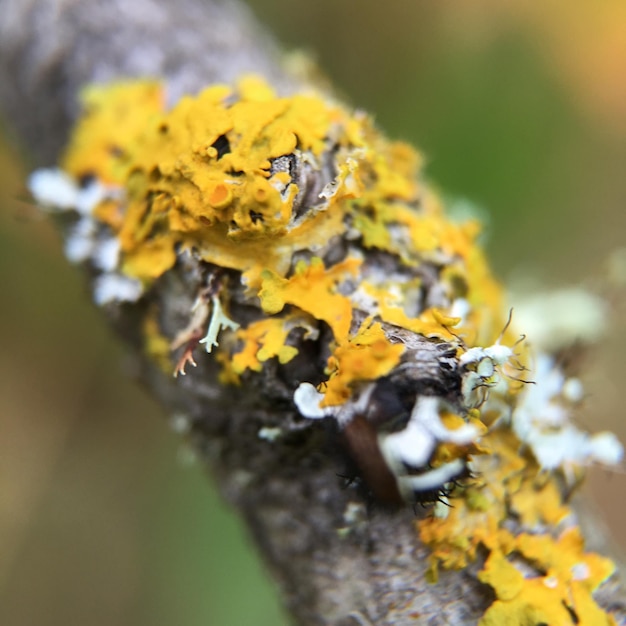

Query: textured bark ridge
1;1;625;625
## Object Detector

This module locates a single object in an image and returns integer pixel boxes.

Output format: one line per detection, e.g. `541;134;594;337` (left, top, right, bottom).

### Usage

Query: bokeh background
1;1;625;624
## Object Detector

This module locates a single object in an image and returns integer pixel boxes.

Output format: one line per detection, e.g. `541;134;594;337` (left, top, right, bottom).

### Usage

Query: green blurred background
1;1;625;624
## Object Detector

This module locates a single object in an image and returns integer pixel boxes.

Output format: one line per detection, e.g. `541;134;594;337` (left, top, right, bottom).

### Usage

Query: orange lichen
321;319;405;406
479;530;616;626
36;74;621;625
229;316;300;375
259;257;361;341
433;410;489;463
142;310;172;374
515;528;615;592
62;78;352;287
417;430;542;570
418;478;511;573
479;550;577;626
62;80;164;184
358;282;462;341
418;419;619;622
509;477;571;527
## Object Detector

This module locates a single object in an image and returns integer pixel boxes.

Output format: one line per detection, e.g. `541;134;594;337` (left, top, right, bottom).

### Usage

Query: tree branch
2;1;625;625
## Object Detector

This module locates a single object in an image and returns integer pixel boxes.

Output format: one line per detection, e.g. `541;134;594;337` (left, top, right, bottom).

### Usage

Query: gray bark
0;0;295;165
1;1;624;624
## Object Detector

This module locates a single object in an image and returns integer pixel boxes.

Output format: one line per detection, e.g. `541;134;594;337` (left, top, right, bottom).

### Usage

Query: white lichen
512;353;624;475
92;236;121;272
93;272;143;305
432;495;451;519
64;217;98;263
258;426;283;442
570;562;590;581
460;338;516;409
30;168;128;303
63;218;121;272
342;501;367;526
380;396;479;473
28;168;82;210
398;459;466;496
294;382;334;419
28;167;119;216
169;412;192;435
449;297;471;324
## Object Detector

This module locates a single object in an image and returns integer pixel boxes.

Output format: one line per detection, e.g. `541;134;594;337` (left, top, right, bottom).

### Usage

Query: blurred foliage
0;1;624;624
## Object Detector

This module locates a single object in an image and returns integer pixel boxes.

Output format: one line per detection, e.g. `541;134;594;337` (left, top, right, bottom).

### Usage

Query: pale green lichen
199;295;240;353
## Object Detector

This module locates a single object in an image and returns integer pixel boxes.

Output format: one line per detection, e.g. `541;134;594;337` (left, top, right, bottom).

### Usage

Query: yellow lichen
57;74;513;390
418;420;619;623
479;530;616;626
418;482;511;572
417;430;541;569
479;550;577;626
321;319;405;406
509;476;571;527
358;282;463;341
515;528;615;592
62;80;164;184
434;411;489;463
229;316;300;375
259;257;361;342
62;78;351;287
142;310;173;374
47;74;619;625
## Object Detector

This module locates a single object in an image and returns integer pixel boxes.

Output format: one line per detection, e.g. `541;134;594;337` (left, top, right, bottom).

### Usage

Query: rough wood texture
0;0;295;165
1;1;624;624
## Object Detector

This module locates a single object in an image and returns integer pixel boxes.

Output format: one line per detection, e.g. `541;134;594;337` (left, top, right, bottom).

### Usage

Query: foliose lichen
30;75;623;624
